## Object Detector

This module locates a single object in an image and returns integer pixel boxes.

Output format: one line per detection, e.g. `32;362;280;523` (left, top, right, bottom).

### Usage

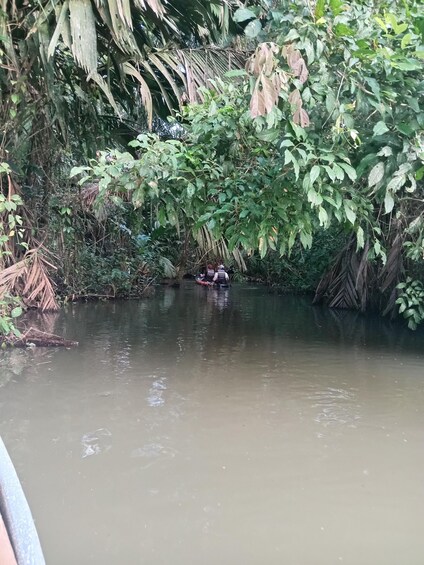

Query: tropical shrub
73;0;424;326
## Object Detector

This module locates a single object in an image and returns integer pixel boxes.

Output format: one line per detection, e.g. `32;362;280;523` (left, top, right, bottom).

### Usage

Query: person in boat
205;263;216;282
213;264;229;285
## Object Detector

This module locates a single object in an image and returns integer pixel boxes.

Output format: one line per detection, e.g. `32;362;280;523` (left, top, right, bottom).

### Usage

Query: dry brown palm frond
313;235;375;312
379;230;405;317
379;232;404;293
80;182;112;221
80;182;99;208
0;248;59;311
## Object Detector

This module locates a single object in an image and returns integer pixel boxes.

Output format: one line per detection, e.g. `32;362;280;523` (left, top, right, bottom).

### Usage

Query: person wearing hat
213;264;229;285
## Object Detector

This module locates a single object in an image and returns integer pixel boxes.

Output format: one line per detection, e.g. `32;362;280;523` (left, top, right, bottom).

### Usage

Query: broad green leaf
186;183;195;198
416;167;424;181
307;187;323;206
315;0;325;19
293;159;300;180
256;129;279;142
258;235;268;258
393;59;422;71
233;8;256;22
344;201;356;225
356;226;365;249
284;29;300;42
396;122;417;136
300;230;313;248
373;121;389;136
316;39;324;59
310;165;321;185
284;149;294;165
377;146;393;157
332;164;345;181
374;16;388;33
395;23;408;34
244;19;262;38
339;162;357;181
323;165;336;181
368;162;385;188
330;0;343;15
325;91;337;115
12;327;22;338
70;165;90;177
318;206;328;226
386;174;406;193
357;153;377;178
401;33;412;49
384;191;394;214
334;23;354;37
406;96;420;113
304;38;315;64
364;77;380;100
11;306;23;318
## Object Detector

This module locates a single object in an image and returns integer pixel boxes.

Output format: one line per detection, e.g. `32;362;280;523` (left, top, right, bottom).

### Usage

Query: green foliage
0;295;22;341
396;278;424;330
0;0;253;182
71;0;424;327
0;166;25;338
247;228;347;292
2;0;421;329
45;184;181;298
74;82;364;263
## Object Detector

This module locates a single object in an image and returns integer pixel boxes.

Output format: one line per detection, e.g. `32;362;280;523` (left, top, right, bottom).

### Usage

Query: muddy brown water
1;284;424;564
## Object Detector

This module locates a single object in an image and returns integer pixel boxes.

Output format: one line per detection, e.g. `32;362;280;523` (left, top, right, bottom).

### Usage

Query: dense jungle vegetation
0;0;423;340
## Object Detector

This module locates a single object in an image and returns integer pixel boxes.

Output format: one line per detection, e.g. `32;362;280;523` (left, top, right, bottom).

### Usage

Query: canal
1;283;424;564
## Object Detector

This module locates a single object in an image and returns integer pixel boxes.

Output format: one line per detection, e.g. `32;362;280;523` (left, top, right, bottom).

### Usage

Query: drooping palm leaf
313;235;374;312
0;248;59;311
1;0;255;179
194;224;246;271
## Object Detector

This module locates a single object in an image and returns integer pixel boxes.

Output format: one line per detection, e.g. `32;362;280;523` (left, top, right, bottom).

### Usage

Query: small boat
195;276;213;287
195;277;230;290
0;437;45;565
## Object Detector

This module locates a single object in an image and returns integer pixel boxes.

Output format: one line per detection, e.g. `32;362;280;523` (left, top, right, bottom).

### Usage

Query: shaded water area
1;283;424;564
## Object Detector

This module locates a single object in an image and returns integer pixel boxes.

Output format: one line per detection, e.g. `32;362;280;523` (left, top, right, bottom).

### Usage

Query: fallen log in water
1;327;78;348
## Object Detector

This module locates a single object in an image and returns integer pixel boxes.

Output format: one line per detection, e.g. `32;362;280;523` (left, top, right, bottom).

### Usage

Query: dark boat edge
195;277;230;290
0;437;46;565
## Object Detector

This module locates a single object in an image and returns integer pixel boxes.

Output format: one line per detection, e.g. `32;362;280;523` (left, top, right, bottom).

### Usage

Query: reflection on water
81;428;112;458
1;284;424;565
147;376;167;407
310;387;360;428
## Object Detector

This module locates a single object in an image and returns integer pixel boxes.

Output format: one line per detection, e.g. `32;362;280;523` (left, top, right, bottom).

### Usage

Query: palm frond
0;248;59;311
69;0;97;72
379;231;404;317
313;235;374;312
159;256;177;278
194;224;246;270
48;0;71;59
